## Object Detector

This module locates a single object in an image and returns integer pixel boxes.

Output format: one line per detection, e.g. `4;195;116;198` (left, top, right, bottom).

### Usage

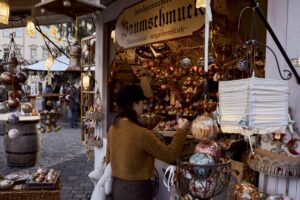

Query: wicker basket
175;157;232;200
0;183;60;200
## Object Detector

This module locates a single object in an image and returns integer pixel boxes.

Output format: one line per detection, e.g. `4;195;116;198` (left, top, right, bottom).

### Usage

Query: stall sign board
116;0;205;49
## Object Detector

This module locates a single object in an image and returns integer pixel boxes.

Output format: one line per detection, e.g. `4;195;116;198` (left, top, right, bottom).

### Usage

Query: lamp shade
218;77;289;135
0;0;9;25
196;0;206;8
82;73;90;90
26;16;36;36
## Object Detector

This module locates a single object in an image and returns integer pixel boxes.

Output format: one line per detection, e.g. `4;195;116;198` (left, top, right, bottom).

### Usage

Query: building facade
0;26;60;65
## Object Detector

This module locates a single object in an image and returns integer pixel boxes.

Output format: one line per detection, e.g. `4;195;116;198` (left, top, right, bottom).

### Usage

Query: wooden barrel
4;120;40;167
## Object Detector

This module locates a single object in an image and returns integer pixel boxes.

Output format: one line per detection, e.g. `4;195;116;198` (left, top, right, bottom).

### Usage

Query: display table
27;93;65;108
0;182;61;200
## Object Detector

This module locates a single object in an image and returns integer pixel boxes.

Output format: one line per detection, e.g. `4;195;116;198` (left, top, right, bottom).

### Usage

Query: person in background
106;84;189;200
67;81;80;128
42;84;53;110
52;81;61;108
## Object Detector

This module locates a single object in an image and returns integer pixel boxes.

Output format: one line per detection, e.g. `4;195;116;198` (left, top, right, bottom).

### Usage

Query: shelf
82;91;95;94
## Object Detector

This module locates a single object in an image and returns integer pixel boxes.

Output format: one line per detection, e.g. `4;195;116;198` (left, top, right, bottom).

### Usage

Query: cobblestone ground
0;123;94;200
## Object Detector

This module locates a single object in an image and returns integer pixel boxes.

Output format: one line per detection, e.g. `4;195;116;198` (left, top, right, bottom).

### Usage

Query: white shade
219;77;289;135
26;16;36;36
0;0;9;25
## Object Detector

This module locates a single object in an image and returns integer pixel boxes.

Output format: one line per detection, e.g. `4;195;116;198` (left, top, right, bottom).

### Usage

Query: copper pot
1;72;13;84
8;98;20;109
9;90;21;99
0;102;9;113
0;85;6;95
16;72;27;83
8;56;18;68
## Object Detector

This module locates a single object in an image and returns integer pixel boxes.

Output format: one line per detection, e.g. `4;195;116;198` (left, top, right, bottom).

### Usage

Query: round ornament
8;98;20;109
195;140;220;162
8;128;21;139
21;103;33;113
7;113;19;124
233;182;260;200
188;177;216;198
180;57;192;69
191;113;218;140
189;153;215;177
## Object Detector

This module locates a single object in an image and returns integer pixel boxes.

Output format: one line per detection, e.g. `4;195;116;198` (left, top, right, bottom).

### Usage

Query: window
16;46;23;58
15;28;23;38
1;48;9;62
30;48;37;59
2;29;10;37
42;47;48;59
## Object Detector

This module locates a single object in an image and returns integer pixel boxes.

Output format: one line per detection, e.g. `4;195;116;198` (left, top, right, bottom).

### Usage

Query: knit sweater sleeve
139;128;186;163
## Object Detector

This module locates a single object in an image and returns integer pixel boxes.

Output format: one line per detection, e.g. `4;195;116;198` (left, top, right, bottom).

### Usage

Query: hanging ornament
180;57;192;69
50;26;58;35
45;55;54;70
26;16;36;36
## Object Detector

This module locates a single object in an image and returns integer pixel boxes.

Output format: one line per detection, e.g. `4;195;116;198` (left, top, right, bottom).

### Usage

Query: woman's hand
177;118;189;130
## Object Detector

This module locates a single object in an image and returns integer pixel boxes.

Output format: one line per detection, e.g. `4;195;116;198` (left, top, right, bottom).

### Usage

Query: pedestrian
42;84;53;110
52;81;61;108
67;81;80;128
106;84;189;200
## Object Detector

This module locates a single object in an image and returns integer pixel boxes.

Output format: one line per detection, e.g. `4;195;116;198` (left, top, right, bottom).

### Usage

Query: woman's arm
139;128;186;163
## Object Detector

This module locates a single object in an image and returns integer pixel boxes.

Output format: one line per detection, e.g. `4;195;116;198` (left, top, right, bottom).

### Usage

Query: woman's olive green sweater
106;118;186;181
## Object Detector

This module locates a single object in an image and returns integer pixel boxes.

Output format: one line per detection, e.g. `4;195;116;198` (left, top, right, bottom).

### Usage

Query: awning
27;55;69;71
27;55;95;71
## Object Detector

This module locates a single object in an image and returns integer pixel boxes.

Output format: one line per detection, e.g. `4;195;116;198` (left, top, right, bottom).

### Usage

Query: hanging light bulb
26;16;36;36
0;0;10;25
63;0;71;7
45;55;54;70
111;29;116;44
196;0;206;8
82;73;90;90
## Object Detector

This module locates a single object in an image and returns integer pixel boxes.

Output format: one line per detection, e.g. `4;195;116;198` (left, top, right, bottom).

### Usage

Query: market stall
94;0;300;199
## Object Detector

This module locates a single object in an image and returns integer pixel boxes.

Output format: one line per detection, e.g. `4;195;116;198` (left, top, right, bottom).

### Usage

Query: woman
106;84;189;200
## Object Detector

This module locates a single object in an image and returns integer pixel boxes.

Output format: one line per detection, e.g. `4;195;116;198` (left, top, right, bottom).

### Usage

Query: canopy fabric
27;55;95;71
27;55;69;71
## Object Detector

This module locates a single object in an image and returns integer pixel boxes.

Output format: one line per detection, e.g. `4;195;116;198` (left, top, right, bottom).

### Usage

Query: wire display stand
175;157;233;199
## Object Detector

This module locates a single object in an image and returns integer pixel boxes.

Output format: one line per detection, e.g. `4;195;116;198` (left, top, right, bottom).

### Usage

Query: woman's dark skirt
111;177;153;200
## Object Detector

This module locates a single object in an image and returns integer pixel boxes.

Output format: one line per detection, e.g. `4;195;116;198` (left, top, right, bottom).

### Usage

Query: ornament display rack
80;35;96;143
